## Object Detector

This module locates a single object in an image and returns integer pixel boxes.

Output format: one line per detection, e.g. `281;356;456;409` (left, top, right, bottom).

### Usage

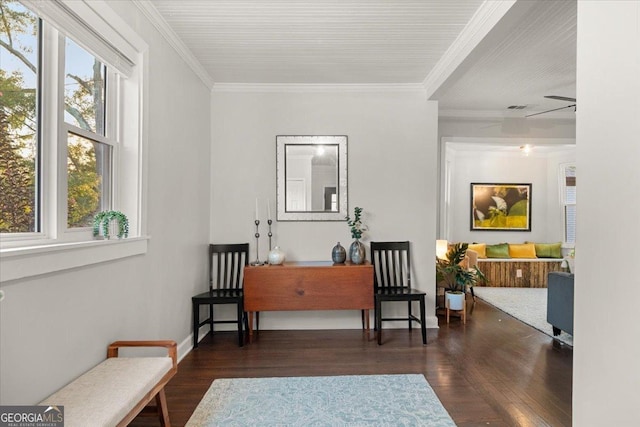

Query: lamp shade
436;239;449;260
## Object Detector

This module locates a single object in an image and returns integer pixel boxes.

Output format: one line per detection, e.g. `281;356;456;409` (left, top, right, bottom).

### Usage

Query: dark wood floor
131;299;572;427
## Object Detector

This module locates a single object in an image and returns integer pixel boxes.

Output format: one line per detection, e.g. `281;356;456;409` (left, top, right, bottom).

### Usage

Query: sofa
464;242;564;287
546;271;574;336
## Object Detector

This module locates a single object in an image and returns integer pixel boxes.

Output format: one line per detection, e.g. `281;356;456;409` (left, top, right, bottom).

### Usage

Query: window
1;0;147;280
0;0;143;248
0;1;38;233
64;38;113;229
561;164;576;244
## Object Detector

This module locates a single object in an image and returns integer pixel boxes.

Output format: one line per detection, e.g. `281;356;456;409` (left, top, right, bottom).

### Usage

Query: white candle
267;199;271;220
255;198;259;221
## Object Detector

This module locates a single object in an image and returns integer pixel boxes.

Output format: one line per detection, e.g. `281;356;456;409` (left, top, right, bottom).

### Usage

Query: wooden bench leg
446;299;450;324
156;388;170;427
462;300;466;324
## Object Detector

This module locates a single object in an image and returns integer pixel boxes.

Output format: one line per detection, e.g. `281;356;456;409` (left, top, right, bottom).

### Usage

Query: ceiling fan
525;95;577;117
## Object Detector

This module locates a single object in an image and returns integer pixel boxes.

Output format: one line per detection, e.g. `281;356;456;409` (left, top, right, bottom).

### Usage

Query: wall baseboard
178;317;440;361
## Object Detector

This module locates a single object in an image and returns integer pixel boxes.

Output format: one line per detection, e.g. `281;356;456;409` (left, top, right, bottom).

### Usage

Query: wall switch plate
516;269;523;278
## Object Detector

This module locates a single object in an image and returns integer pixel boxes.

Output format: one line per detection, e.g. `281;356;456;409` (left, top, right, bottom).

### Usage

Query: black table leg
419;297;427;345
192;300;199;349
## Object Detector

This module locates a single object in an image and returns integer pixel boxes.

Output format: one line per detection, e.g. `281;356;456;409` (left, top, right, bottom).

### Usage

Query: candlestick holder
250;220;264;266
267;219;273;251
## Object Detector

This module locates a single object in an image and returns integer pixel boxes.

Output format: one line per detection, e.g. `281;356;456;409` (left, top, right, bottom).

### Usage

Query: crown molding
442;136;576;148
439;109;576;120
131;0;213;89
440;109;520;118
212;83;427;93
442;137;576;158
423;0;517;98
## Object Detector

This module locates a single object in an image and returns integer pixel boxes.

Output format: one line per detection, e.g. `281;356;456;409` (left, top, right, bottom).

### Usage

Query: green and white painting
471;183;531;231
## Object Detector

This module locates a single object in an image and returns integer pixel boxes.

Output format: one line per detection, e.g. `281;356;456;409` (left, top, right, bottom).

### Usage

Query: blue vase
332;242;346;264
349;239;365;264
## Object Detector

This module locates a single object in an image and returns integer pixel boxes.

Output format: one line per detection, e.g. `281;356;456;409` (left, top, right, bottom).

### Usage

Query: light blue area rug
474;287;573;346
185;374;456;426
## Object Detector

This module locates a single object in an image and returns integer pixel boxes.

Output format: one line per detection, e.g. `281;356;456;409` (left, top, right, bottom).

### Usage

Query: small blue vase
332;242;346;264
349;239;365;264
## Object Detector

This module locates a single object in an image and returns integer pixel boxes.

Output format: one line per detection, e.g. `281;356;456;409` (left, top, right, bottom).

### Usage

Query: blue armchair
546;272;574;336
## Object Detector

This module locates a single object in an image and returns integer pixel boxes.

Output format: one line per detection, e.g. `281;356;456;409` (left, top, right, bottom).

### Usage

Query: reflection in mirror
285;144;338;212
277;136;347;221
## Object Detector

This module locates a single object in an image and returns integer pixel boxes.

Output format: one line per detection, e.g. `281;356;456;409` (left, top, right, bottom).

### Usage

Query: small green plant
345;206;367;239
436;242;487;293
93;210;129;239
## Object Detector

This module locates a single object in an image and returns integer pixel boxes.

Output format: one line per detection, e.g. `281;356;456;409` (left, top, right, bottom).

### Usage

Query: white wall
211;89;439;329
437;118;576;244
0;2;211;404
442;141;575;244
574;1;640;425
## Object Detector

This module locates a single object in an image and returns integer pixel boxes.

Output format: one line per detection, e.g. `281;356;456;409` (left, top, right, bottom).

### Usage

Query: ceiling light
520;144;533;156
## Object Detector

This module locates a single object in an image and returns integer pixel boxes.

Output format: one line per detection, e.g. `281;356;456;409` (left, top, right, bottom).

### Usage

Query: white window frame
58;33;118;241
559;163;576;247
0;0;149;282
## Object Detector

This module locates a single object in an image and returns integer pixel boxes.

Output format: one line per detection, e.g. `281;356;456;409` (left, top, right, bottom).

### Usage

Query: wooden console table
243;261;374;342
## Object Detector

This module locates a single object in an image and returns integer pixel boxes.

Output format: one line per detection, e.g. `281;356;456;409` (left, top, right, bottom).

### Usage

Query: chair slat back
209;243;249;291
370;241;411;291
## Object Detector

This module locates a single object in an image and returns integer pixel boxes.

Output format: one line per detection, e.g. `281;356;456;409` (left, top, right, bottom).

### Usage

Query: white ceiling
142;0;577;117
436;0;576;115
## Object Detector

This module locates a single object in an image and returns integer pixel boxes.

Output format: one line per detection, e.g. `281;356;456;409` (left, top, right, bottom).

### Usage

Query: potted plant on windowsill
436;242;485;311
93;210;129;239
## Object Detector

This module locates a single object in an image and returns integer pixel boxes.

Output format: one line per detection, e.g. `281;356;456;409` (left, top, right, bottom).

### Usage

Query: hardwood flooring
130;298;572;427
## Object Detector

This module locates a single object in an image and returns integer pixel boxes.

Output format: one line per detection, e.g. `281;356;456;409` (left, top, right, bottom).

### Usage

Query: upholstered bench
40;340;177;427
476;258;563;287
457;242;564;287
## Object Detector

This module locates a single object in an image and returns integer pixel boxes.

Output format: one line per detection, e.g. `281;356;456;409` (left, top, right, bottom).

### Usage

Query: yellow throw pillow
508;243;537;259
467;243;486;258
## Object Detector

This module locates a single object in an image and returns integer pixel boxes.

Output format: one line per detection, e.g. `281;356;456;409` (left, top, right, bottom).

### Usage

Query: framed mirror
276;135;347;221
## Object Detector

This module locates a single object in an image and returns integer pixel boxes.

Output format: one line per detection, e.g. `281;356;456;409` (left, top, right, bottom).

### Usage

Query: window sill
0;237;149;283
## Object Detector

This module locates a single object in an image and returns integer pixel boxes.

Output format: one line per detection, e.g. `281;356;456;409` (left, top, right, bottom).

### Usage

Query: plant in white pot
92;210;129;239
436;242;485;311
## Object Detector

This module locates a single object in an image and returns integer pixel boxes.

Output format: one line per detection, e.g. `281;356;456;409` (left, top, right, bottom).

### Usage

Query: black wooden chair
192;243;249;348
371;241;427;345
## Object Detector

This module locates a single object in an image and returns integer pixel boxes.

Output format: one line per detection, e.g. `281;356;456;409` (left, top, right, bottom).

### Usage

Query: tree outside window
0;0;38;232
0;0;113;233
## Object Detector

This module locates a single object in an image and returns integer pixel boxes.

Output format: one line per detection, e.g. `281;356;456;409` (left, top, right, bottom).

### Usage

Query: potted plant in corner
436;242;485;311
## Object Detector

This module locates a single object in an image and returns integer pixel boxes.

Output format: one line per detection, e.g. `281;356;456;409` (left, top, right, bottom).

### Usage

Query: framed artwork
471;183;531;231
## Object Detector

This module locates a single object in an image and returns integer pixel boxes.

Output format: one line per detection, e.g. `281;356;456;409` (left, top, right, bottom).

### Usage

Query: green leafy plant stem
345;206;366;239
